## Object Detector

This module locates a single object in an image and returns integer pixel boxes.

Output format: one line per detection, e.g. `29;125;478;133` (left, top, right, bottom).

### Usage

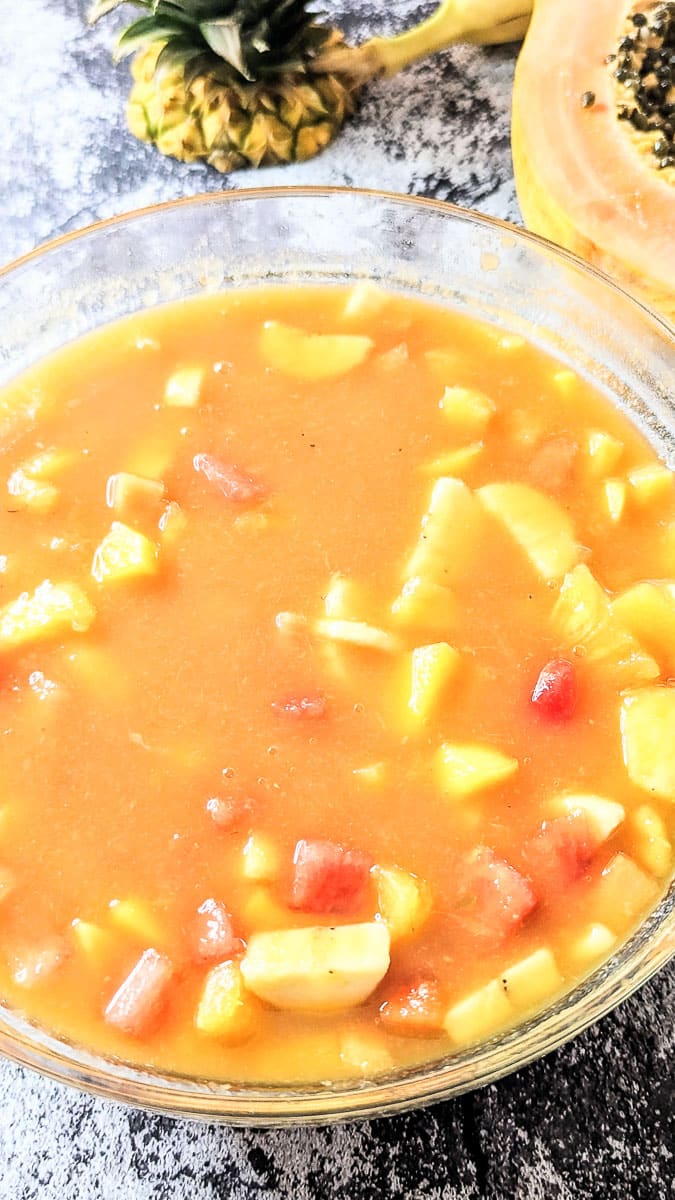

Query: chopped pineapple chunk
242;834;280;883
477;482;581;582
420;442;484;477
408;642;461;724
436;742;519;798
554;793;624;842
158;500;188;545
551;369;578;394
8;447;73;512
586;430;624;477
163;366;204;408
71;919;115;963
570;923;616;964
260;322;373;382
552;565;659;687
438;386;496;436
240;923;390;1011
92;522;158;585
106;472;165;517
373;864;432;942
611;582;675;677
339;1028;394;1075
444;979;512;1045
323;573;368;620
241;888;299;934
376;343;408;371
391;576;457;635
405;477;484;585
108;898;165;945
314;618;401;654
0;580;95;652
342;281;388;321
628;463;673;506
125;435;176;480
588;852;660;932
621;688;675;802
500;948;562;1010
195;960;258;1041
602;478;626;523
423;347;465;379
630;804;672;878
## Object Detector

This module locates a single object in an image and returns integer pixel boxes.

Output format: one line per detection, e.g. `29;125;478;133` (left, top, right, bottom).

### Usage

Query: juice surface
0;284;672;1084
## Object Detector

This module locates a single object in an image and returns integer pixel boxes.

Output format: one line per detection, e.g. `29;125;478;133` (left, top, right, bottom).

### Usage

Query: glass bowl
0;188;673;1126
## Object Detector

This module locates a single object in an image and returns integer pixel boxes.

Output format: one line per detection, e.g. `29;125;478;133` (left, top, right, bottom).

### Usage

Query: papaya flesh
512;0;675;322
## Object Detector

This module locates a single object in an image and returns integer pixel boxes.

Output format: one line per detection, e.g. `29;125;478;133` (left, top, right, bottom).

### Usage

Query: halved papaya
512;0;675;321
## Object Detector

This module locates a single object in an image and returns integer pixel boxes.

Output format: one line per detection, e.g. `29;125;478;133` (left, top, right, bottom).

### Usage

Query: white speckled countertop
0;2;673;1197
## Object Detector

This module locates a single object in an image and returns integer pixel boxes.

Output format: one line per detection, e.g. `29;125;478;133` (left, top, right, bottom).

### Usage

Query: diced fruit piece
391;576;457;635
323;573;368;620
339;1029;394;1074
108;898;165;945
69;646;126;705
195;960;258;1041
0;866;16;905
291;839;372;914
611;583;675;677
206;791;254;831
500;948;562;1010
588;853;659;932
193;454;267;505
522;814;596;895
603;478;626;523
241;887;296;934
352;762;387;786
455;847;537;942
92;522;158;585
234;511;273;534
477;482;581;582
242;834;279;882
631;805;672;878
190;898;242;963
240;922;390;1011
342;281;388;320
163;366;204;408
620;688;675;802
376;342;409;371
508;407;546;447
314;618;401;654
71;919;114;962
12;937;69;988
436;742;519;798
274;610;308;639
106;472;165;519
552;565;660;687
158;499;187;544
527;435;579;495
7;470;59;514
569;923;617;964
0;580;95;652
551;369;578;395
443;978;513;1045
405;478;484;585
126;434;175;480
271;692;327;720
628;463;673;507
530;658;577;721
373;864;432;942
424;347;465;379
408;642;461;724
379;978;445;1037
586;430;624;477
554;794;625;843
260;321;373;382
0;378;50;441
420;442;484;477
104;948;174;1037
438;385;496;436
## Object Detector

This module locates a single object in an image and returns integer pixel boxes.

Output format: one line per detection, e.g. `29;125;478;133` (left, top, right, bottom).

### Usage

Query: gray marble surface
0;2;673;1197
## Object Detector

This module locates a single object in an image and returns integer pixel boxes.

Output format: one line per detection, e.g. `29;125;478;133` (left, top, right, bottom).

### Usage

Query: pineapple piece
0;580;95;652
92;522;158;585
438;386;496;436
628;463;673;507
158;500;188;545
420;442;484;477
242;834;280;883
342;281;388;321
125;435;176;480
108;898;165;946
195;960;259;1041
391;576;457;635
436;742;519;798
408;642;461;724
0;379;50;441
352;762;387;786
631;805;672;877
551;369;578;395
71;919;115;963
477;482;581;582
569;923;617;964
373;864;432;942
620;688;675;801
588;852;660;931
240;922;390;1011
586;431;624;477
260;322;373;382
0;866;15;905
376;343;409;371
274;610;308;638
603;478;626;523
339;1028;394;1075
553;793;624;842
314;618;401;654
552;565;659;687
323;573;368;620
106;472;165;517
163;366;204;408
8;471;59;514
500;948;562;1010
611;582;675;677
424;347;465;380
443;978;513;1045
241;887;297;934
405;477;484;585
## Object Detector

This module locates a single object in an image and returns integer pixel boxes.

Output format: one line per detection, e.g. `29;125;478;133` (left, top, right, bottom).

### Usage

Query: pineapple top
89;0;339;84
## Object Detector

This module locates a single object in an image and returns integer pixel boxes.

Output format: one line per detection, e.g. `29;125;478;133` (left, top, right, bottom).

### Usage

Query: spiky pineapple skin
127;37;356;171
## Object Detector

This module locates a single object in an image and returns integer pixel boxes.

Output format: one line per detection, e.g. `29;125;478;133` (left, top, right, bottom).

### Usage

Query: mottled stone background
0;2;673;1197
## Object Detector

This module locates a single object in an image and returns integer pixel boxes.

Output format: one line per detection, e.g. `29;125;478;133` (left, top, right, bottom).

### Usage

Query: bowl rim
0;185;673;1126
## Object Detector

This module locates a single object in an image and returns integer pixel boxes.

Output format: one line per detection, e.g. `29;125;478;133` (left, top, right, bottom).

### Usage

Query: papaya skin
512;0;675;324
